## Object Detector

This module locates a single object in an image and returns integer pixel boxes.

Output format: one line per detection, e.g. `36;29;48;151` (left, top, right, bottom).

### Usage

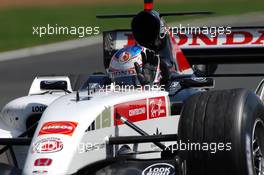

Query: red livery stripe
114;99;147;125
114;96;168;126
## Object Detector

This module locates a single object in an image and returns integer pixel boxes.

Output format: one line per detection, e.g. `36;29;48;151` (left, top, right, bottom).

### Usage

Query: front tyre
178;89;264;175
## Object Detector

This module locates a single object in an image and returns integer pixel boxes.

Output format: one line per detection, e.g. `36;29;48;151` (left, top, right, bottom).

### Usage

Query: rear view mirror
40;81;68;91
180;77;214;88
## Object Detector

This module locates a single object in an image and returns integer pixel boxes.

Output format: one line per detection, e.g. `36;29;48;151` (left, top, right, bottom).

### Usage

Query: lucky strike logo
32;137;63;154
39;121;78;136
142;163;175;175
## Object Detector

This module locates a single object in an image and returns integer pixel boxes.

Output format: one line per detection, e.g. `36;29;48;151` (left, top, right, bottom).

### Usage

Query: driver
108;45;161;86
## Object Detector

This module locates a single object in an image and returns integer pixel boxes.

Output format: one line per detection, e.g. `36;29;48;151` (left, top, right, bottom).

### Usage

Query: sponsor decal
120;51;131;63
142;163;175;175
174;31;263;48
109;69;136;77
129;107;146;117
34;158;52;166
114;97;168;125
32;106;47;113
119;30;264;49
174;31;264;48
39;121;78;136
114;99;147;125
32;137;63;154
32;170;48;175
148;97;167;119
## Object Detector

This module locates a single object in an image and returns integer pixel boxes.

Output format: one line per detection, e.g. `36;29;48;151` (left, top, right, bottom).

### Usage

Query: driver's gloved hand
134;49;159;86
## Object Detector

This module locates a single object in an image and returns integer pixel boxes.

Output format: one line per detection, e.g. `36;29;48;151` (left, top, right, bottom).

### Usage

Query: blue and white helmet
108;45;161;86
108;45;144;85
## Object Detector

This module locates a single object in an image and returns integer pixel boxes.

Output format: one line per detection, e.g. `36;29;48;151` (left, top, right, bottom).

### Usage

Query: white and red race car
1;0;264;175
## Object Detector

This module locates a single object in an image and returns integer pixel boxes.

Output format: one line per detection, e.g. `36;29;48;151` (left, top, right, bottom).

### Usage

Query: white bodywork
1;76;72;137
0;76;73;168
0;75;180;174
21;89;180;175
1;76;264;174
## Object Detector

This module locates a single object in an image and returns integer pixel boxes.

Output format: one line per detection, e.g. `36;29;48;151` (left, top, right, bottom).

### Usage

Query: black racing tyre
178;89;264;175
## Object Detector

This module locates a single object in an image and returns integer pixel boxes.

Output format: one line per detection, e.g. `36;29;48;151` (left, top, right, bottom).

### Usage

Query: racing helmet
108;45;161;86
108;45;143;86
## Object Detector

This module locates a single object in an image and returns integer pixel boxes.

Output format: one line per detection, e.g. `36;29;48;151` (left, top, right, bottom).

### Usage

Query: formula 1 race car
1;0;264;175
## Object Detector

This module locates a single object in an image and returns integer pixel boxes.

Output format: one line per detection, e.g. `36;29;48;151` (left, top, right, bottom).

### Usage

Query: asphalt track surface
0;44;104;109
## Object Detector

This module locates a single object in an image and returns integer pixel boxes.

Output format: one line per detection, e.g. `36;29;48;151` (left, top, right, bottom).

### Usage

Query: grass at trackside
0;0;264;52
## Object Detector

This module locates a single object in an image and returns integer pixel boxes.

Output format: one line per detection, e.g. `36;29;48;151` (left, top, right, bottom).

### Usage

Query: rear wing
103;26;264;67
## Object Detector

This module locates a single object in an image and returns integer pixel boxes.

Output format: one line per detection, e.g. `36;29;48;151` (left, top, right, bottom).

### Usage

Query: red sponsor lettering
174;30;264;46
148;96;167;119
114;99;147;125
224;31;252;45
39;121;78;136
118;30;264;49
